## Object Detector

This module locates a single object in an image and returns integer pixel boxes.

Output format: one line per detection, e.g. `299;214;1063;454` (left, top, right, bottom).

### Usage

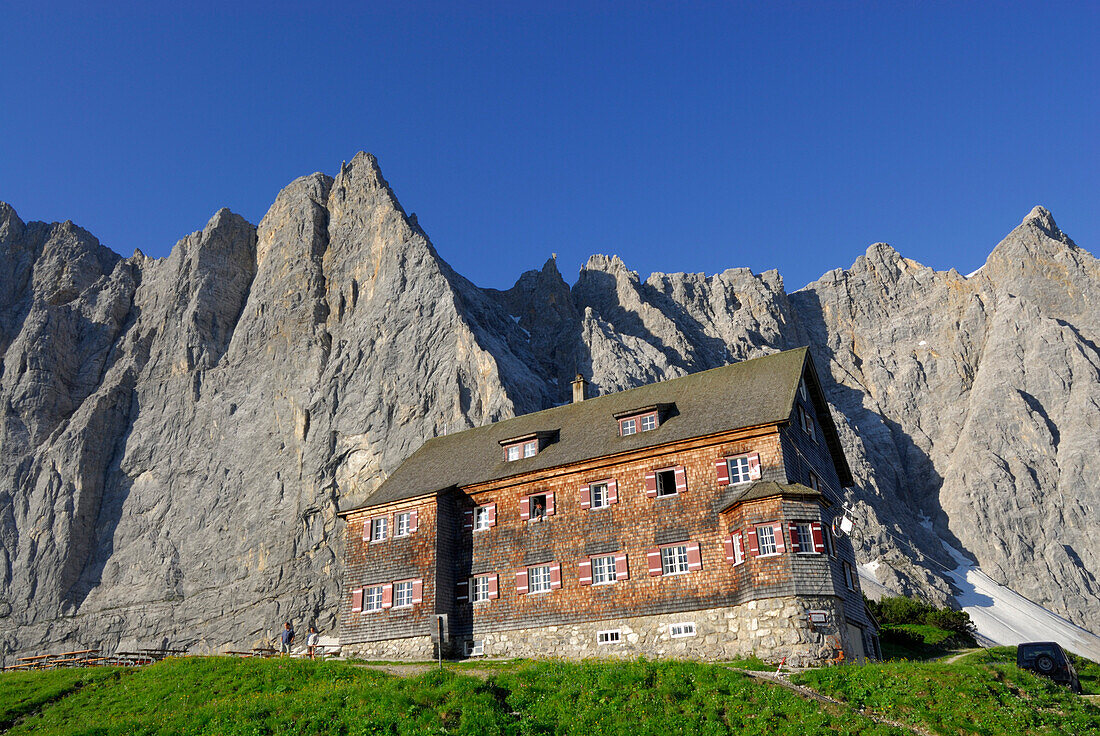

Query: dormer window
617;410;659;437
500;432;556;462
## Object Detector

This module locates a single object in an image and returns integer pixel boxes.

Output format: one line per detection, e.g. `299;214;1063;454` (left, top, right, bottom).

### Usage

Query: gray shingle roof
345;347;851;512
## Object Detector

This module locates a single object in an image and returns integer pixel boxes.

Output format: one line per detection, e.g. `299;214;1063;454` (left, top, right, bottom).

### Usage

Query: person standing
280;622;295;655
306;626;319;660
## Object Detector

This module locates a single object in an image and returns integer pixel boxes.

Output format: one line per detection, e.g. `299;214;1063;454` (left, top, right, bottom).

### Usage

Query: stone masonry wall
343;595;852;666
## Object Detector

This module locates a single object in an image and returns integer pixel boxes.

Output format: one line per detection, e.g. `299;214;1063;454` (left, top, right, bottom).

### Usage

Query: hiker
279;622;295;655
307;626;319;660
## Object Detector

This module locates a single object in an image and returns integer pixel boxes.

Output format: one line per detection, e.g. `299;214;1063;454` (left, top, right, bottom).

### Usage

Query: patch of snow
917;512;934;531
918;340;927;346
965;265;984;278
941;542;1100;660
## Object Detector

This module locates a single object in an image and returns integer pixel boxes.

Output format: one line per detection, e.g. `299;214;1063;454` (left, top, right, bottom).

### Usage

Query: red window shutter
488;574;499;599
487;503;497;526
545;492;555;516
550;563;562;589
578;559;593;585
456;580;469;602
351;588;363;612
747;527;761;556
715;457;730;485
361;520;370;542
674;466;688;493
411;579;423;605
687;541;702;570
723;535;735;564
520;496;530;521
409;509;418;533
646;547;663;576
463;510;474;529
614;553;629;580
773;523;786;553
608;479;618;504
789;523;802;553
733;532;744;565
381;583;393;609
515;568;529;594
811;522;826;553
580;485;591;509
748;452;762;480
644;472;657;498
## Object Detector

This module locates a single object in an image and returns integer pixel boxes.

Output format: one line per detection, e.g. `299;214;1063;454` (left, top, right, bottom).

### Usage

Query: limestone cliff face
1;155;1096;656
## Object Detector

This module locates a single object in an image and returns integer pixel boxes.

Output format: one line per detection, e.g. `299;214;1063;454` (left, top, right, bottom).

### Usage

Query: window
506;444;521;461
757;525;778;556
799;405;817;441
619;417;637;436
474;506;491;531
799;379;808;401
528;565;552;593
471;576;491;603
825;525;836;557
394;581;414;608
670;622;696;638
370;517;387;542
731;533;745;565
793;523;815;553
843;561;856;591
395;512;411;537
640;413;658;431
807;471;821;491
364;586;383;613
528;493;549;521
661;545;690;575
728;455;754;484
590;482;609;509
465;640;484;656
523;440;538;457
619;411;658;436
655;469;677;497
596;630;622;645
591;555;617;585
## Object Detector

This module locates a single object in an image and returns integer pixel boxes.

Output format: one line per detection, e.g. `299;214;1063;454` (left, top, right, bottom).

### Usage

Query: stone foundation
343;595;854;665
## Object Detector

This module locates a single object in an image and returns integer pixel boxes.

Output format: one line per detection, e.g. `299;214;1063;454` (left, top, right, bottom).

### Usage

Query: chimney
571;374;588;403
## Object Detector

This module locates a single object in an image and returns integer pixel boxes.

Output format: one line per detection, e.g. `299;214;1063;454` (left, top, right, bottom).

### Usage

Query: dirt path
942;649;981;664
353;663;496;679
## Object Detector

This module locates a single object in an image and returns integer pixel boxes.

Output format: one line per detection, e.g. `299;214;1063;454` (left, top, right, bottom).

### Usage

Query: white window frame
794;523;815;554
474;506;491;531
395;512;411;537
471;575;491;603
523;440;538;458
661;544;690;575
370;517;388;542
655;468;678;497
505;444;521;461
728;455;753;485
364;585;384;613
757;525;778;557
799;379;808;401
843;561;856;591
669;622;696;638
393;581;414;608
596;630;622;645
732;533;745;565
465;640;484;656
590;482;609;509
591;555;617;585
640;413;658;431
620;417;637;436
528;565;552;594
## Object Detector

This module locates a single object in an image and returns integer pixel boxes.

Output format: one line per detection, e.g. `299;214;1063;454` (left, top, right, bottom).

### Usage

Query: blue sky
2;1;1097;290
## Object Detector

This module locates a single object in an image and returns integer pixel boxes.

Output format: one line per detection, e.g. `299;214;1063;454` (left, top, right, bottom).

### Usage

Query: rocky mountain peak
0;202;26;243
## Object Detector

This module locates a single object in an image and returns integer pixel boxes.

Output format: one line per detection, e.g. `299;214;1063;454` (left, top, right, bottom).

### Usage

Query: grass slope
0;656;1095;735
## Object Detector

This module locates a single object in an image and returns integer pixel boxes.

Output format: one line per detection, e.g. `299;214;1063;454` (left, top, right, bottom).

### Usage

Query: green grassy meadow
0;655;1096;735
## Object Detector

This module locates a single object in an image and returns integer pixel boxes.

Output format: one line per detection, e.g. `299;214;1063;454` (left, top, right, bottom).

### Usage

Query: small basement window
465;640;484;656
655;469;677;497
596;630;622;645
669;622;696;638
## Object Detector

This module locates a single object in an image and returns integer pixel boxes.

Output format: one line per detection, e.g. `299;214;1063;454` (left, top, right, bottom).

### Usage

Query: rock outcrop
1;156;1097;657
